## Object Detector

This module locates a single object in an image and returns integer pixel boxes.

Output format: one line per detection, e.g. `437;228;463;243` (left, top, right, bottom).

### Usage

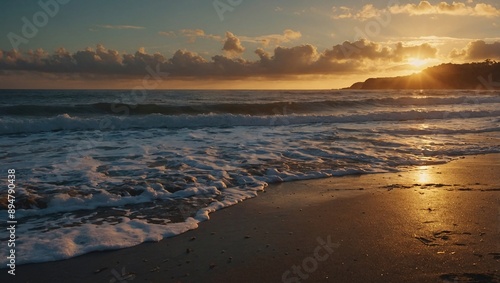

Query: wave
2;95;499;117
1;109;499;134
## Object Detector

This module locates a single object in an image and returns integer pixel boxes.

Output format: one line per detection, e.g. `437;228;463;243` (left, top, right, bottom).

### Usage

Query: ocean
1;89;499;265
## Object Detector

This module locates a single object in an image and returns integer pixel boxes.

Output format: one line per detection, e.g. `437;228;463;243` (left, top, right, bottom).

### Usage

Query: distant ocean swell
1;109;499;134
1;95;499;117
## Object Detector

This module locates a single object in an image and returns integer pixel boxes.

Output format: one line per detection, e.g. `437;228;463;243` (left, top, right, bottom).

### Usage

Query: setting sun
408;58;428;67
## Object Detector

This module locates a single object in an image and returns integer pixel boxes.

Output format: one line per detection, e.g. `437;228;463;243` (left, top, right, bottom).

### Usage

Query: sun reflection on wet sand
414;166;432;184
390;155;500;261
407;163;455;187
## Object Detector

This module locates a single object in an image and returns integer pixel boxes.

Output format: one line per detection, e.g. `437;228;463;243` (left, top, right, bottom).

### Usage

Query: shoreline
3;154;499;282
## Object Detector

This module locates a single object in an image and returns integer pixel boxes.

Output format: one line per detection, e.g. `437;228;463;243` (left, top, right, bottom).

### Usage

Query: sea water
0;89;499;265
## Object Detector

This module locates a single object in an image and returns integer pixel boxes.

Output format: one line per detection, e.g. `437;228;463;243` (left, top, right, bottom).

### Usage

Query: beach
4;153;499;283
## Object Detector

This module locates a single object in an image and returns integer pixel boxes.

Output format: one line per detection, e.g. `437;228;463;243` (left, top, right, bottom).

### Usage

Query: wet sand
3;154;500;283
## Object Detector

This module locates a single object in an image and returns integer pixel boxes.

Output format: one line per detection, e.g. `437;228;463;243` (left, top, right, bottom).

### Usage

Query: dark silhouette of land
347;60;500;90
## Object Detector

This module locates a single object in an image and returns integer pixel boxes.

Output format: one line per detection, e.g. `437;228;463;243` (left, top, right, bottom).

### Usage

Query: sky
0;0;499;89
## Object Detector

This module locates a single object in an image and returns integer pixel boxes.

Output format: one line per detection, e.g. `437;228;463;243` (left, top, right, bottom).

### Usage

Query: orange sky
1;0;499;89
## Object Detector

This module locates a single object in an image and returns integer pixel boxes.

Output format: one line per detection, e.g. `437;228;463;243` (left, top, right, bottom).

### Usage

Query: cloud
222;32;245;55
256;45;319;73
323;40;390;60
240;29;302;46
392;42;438;61
283;29;302;41
332;1;500;20
0;40;441;79
179;29;221;43
390;1;500;17
167;50;210;76
331;6;353;19
158;31;176;37
0;45;166;75
332;4;382;20
322;39;438;62
158;28;301;47
450;40;500;60
96;25;145;30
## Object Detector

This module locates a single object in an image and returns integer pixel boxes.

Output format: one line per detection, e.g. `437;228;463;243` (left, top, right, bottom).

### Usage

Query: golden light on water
419;123;429;130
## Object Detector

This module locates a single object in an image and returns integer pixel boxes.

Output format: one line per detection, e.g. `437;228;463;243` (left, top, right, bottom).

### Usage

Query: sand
3;154;499;283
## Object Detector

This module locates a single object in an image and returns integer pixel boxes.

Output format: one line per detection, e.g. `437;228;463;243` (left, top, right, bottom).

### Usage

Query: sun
408;58;428;67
